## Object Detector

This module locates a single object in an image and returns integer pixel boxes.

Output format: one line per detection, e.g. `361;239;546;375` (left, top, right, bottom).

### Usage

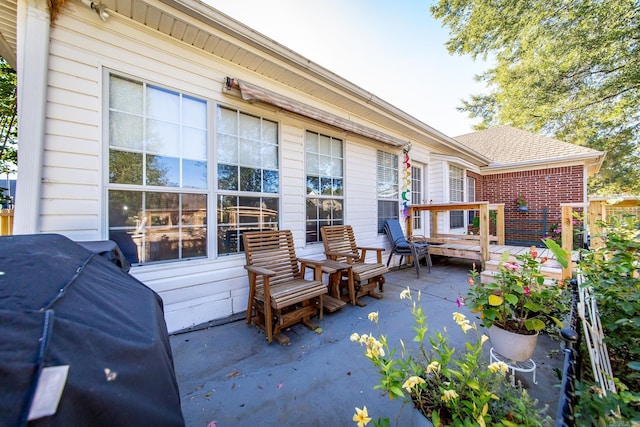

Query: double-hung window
305;131;344;243
449;165;465;229
216;106;279;254
377;150;399;233
107;74;208;265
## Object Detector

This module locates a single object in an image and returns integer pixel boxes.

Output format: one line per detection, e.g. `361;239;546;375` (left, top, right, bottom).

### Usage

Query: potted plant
515;194;528;211
350;289;550;426
466;241;567;361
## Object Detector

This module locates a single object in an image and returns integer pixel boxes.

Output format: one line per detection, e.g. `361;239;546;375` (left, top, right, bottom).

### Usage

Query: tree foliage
431;0;640;195
0;58;17;205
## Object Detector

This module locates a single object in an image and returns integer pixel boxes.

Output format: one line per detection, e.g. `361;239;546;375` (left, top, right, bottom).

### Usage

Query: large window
107;74;208;265
411;165;423;230
377;150;399;233
216;106;279;254
305;131;343;243
467;176;477;225
449;165;465;229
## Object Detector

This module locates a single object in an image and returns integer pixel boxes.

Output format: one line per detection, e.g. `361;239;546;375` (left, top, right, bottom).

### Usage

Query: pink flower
504;262;519;271
524;286;531;296
467;277;475;286
456;296;465;307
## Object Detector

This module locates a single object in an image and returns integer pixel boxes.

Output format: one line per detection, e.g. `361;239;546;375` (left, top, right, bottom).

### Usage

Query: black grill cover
0;234;184;427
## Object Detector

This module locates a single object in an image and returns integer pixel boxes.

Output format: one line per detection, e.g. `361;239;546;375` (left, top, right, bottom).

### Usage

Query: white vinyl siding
37;10;480;334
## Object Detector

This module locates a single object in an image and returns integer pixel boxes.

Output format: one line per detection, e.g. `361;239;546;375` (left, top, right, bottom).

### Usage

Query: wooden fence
560;197;640;278
0;209;13;236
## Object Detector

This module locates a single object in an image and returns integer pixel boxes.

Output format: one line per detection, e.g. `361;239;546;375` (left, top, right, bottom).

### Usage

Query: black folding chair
384;219;431;277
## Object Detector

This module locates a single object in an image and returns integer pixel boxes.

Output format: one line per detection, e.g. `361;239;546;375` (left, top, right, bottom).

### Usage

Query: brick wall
480;166;584;244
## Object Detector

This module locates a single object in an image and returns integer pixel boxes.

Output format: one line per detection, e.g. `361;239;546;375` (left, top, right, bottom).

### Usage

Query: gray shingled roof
454;126;603;165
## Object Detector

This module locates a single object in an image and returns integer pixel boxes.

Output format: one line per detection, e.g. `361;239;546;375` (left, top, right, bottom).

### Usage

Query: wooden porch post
561;205;574;279
479;203;489;269
495;204;505;245
430;210;439;239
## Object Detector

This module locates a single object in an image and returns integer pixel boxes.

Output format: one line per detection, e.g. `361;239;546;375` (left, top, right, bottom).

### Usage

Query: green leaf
466;379;480;390
524;318;545;331
628;361;640;371
504;293;518;305
543;238;568;268
389;386;404;399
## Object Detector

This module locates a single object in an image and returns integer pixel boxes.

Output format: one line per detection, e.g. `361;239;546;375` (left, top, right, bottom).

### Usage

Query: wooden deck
429;242;564;264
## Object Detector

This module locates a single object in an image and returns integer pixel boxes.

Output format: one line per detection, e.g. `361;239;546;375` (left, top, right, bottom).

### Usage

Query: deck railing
560;197;640;279
0;208;13;236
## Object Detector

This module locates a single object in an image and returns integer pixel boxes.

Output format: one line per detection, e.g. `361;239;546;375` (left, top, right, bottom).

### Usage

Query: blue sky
204;0;490;137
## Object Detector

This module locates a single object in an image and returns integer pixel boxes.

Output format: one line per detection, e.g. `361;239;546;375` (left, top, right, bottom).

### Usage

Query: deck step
480;270;559;286
480;261;562;285
483;259;563;279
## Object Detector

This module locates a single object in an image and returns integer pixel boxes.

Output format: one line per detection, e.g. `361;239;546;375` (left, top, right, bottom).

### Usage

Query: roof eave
481;152;606;176
161;0;490;163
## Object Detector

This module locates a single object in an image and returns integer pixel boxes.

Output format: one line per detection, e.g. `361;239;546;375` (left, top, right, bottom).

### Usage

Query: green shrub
576;214;640;422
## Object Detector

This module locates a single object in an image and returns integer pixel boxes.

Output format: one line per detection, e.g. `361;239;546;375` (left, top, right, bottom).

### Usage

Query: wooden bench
320;225;388;306
243;230;328;345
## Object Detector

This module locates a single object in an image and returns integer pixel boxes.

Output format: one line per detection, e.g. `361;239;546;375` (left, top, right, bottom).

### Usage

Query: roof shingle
454;126;603;165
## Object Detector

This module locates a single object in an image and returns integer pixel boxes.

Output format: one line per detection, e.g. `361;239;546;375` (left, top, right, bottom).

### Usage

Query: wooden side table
321;259;355;309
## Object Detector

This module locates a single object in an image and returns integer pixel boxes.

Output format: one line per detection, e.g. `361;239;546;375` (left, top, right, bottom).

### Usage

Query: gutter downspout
14;0;49;234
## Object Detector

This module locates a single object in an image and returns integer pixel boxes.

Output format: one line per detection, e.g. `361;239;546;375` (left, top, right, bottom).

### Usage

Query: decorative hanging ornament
402;143;412;218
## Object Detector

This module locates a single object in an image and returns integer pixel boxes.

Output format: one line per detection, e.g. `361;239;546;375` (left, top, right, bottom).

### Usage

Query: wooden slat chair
320;225;388;306
243;230;327;345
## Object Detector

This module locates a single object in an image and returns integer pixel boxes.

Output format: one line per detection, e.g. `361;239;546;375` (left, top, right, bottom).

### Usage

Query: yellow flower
452;312;466;324
460;322;474;334
480;334;489;345
402;375;426;392
441;389;459;402
368;311;378;322
426;361;440;374
400;288;411;300
350;333;360;342
352;406;372;427
359;334;369;345
488;361;509;374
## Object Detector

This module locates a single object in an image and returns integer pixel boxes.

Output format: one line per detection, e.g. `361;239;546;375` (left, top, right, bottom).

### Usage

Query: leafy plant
466;243;567;334
351;289;551;426
577;213;640;420
515;194;527;208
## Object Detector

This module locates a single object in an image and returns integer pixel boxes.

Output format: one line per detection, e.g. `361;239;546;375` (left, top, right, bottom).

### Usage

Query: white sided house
1;0;581;332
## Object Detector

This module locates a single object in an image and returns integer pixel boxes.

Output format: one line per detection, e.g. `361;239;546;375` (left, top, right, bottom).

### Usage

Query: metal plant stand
490;347;537;386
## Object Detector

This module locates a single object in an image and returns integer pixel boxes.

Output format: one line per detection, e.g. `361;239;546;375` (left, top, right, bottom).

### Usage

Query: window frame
105;72;210;266
449;164;465;230
304;130;344;244
377;150;399;233
214;104;281;256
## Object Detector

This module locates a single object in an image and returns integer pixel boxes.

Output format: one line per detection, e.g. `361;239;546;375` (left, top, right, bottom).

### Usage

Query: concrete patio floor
170;258;564;426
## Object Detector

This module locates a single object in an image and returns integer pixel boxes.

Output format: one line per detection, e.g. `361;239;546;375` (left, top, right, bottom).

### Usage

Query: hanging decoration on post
401;143;412;218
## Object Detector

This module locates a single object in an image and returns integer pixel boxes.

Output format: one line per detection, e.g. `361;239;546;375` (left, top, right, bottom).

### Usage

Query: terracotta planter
489;325;538;362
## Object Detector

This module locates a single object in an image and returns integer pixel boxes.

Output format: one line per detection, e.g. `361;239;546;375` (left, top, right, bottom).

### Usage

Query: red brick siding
480;166;584;243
